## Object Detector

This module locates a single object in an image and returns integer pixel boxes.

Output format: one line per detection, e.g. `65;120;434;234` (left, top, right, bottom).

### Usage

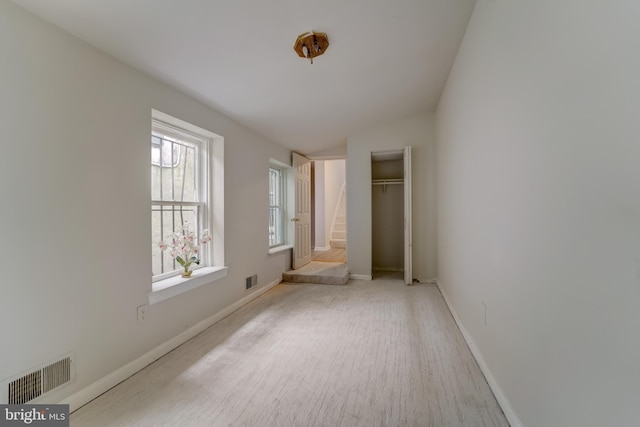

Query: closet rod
372;179;403;193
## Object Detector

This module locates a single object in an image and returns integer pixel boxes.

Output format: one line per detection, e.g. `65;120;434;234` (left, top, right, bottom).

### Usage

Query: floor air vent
4;354;73;404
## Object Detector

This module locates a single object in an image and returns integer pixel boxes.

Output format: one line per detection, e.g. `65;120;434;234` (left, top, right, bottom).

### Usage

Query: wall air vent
2;354;74;404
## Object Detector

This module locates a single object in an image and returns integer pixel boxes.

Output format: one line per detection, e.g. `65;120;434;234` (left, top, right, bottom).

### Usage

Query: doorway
311;159;347;264
371;148;412;284
284;154;348;285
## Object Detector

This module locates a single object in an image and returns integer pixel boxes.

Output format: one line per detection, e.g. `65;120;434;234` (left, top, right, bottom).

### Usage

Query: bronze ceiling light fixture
293;31;329;64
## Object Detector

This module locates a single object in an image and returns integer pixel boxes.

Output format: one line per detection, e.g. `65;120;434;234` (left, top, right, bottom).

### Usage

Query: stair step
333;223;346;232
330;239;346;249
283;262;349;285
332;231;346;239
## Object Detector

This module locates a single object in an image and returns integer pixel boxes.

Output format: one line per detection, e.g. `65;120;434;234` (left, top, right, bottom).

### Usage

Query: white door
404;146;412;285
293;152;312;269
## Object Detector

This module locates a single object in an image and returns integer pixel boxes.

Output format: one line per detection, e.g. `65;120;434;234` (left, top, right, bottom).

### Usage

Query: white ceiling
13;0;476;155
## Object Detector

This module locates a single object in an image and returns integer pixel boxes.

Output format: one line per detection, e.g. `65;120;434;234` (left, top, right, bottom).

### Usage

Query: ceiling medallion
293;31;329;64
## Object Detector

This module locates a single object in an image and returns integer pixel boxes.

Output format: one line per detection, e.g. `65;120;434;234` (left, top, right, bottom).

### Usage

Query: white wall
313;159;345;250
323;159;345;244
0;0;290;406
313;161;326;249
436;1;640;425
347;113;437;281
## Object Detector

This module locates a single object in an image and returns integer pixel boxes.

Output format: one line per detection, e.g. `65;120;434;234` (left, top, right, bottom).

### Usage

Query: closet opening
371;148;412;284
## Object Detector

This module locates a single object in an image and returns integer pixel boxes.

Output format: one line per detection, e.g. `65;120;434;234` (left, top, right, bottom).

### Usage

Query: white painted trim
372;266;403;272
306;154;347;161
148;266;228;305
268;244;292;255
65;277;282;413
313;246;331;252
435;279;523;427
349;274;372;281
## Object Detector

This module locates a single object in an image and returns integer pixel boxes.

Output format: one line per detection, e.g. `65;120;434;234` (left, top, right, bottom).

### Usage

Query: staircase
330;185;347;249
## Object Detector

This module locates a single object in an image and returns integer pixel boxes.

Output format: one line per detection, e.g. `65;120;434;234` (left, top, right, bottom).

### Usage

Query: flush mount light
293;31;329;64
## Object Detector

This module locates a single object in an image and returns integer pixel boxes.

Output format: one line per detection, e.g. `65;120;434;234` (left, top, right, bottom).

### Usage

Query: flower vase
181;267;193;278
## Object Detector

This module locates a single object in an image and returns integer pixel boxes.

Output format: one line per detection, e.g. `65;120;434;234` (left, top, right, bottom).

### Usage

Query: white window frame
151;121;209;281
149;110;227;305
268;159;294;255
269;166;285;248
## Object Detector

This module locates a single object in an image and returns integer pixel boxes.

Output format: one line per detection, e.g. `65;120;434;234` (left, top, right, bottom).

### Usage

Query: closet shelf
372;178;403;193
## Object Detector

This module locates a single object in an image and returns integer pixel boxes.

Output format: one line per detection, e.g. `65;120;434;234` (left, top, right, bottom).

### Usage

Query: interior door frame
403;146;412;285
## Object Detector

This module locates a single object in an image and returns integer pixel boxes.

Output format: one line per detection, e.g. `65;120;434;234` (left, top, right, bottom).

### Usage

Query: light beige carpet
71;278;509;426
311;248;346;263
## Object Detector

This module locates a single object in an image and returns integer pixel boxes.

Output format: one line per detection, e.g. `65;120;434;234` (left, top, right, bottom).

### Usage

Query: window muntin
269;167;284;247
151;133;197;202
151;121;209;280
151;135;182;168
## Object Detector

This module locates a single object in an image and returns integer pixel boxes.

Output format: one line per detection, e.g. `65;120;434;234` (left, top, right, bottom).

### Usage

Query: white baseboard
349;274;372;280
64;277;282;413
313;245;331;251
435;279;523;427
372;266;403;272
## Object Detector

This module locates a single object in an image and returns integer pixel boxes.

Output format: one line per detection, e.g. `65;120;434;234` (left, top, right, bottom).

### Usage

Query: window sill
148;266;228;305
268;244;293;255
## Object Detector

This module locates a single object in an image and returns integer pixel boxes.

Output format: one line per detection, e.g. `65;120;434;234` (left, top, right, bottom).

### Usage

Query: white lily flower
156;222;212;274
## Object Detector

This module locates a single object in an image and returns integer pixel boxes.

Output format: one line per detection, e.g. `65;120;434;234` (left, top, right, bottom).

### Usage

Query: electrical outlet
137;304;147;322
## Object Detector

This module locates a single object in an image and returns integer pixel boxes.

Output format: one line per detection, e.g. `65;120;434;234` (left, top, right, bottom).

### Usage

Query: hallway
311;247;346;263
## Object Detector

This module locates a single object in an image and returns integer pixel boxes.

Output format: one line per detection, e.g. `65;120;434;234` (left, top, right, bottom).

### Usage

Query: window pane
269;206;281;247
173;143;196;202
151;135;181;167
151;134;197;203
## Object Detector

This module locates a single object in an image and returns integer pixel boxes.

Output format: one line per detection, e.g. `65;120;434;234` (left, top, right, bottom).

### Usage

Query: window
269;166;285;247
148;111;226;304
151;120;210;280
268;159;294;254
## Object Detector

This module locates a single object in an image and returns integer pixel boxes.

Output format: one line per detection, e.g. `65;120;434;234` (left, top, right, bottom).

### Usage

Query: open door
292;152;312;269
404;146;412;285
